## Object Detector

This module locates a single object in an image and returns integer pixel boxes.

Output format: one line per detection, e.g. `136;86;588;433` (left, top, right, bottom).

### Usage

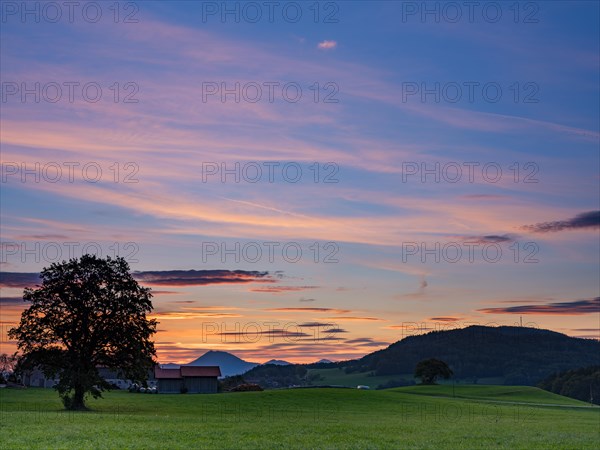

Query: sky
1;1;599;364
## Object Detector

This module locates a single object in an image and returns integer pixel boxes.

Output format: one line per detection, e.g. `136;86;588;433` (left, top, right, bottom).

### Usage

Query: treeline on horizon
537;366;600;405
225;365;310;390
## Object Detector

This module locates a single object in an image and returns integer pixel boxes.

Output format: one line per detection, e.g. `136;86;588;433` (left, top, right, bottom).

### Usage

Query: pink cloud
317;40;337;50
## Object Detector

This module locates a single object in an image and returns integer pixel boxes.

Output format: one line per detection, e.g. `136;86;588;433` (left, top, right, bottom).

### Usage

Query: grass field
307;368;413;387
307;368;505;388
1;385;598;449
397;385;590;405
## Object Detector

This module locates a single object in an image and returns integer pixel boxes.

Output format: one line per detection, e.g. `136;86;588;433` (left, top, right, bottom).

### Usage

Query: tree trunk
70;385;87;410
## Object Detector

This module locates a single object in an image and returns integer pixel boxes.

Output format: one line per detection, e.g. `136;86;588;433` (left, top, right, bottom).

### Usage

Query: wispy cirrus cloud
265;307;351;314
454;234;516;244
568;328;600;339
249;285;319;293
478;297;600;315
345;337;390;347
324;316;385;322
461;194;509;200
297;336;344;342
217;329;311;339
429;317;463;322
150;311;243;320
385;325;434;331
414;106;600;141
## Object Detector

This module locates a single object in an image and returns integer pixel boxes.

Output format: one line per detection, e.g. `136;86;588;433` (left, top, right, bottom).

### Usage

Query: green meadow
306;368;506;388
1;386;598;449
307;368;413;387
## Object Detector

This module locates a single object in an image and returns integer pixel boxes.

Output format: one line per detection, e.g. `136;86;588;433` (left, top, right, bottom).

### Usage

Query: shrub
230;383;263;392
219;375;246;392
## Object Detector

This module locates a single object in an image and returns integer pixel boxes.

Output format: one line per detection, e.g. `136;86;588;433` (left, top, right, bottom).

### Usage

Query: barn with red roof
154;365;221;393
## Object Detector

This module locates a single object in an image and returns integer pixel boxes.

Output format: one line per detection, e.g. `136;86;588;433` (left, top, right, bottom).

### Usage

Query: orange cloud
250;286;319;293
150;312;243;320
325;316;385;322
265;307;351;314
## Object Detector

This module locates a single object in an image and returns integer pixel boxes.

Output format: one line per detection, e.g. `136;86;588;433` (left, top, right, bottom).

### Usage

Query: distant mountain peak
264;359;291;366
186;351;258;377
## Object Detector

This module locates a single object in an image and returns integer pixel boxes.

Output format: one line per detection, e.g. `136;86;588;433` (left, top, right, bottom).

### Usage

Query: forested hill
538;366;600;404
341;326;600;385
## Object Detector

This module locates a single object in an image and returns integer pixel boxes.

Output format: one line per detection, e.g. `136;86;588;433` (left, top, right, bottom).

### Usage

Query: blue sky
1;1;598;363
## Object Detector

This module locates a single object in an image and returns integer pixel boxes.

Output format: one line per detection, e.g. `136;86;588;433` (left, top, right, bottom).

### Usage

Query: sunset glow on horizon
1;1;599;365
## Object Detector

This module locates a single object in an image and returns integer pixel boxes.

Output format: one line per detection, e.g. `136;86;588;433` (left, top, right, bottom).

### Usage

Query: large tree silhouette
9;255;157;410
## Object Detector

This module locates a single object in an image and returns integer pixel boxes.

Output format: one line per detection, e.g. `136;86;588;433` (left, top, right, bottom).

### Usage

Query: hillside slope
342;326;600;385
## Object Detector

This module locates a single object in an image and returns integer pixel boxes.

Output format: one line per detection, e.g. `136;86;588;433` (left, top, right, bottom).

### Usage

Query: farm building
154;366;221;394
21;367;154;390
98;367;156;390
22;368;59;388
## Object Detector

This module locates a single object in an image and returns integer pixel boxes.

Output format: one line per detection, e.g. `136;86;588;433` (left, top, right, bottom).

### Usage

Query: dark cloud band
1;269;274;289
479;297;599;315
522;210;600;233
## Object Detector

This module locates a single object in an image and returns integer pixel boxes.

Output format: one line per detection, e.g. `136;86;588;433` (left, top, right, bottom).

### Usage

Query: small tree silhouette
414;358;453;385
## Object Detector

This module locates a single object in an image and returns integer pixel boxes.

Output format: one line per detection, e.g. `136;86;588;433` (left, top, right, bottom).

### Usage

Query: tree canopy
414;358;453;385
9;255;157;410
